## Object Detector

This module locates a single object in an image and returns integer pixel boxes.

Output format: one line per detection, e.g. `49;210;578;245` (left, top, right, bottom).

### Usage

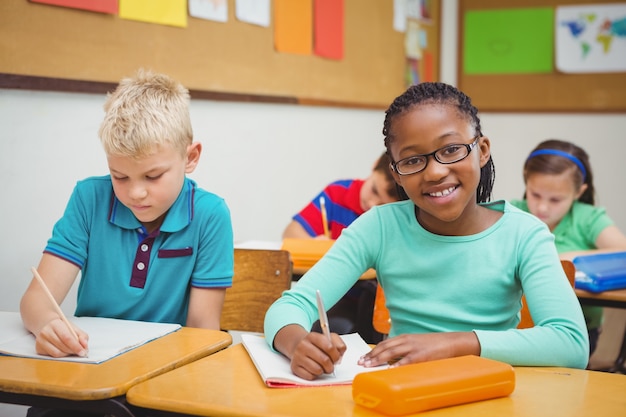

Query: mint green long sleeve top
264;200;589;369
510;199;614;330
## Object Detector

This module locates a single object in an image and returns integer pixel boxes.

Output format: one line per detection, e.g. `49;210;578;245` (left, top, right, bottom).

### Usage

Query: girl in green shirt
511;139;626;356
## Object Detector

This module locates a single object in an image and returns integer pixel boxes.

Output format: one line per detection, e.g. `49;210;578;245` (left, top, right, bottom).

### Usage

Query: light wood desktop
575;287;626;309
127;343;626;417
0;326;232;417
292;265;377;280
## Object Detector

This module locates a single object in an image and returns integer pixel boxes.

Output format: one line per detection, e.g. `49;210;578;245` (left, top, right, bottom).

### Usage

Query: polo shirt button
141;244;149;252
137;262;145;271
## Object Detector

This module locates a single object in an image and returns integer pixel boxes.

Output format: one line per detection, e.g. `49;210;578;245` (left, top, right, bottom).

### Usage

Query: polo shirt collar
108;177;196;233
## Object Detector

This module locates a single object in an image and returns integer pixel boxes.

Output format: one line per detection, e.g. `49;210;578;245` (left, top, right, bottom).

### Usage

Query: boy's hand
289;332;346;380
35;317;89;358
358;332;480;368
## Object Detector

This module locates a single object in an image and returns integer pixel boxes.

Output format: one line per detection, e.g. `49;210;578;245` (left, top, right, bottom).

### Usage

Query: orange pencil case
352;355;515;416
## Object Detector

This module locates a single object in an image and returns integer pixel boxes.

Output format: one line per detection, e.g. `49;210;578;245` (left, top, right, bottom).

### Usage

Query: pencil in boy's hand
319;196;330;238
30;266;81;343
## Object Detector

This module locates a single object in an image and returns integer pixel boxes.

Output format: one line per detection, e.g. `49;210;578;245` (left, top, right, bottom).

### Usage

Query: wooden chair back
372;260;577;335
220;249;292;333
372;283;391;335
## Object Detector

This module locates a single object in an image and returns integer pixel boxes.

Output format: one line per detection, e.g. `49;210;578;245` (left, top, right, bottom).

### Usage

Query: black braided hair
382;82;494;203
522;139;595;205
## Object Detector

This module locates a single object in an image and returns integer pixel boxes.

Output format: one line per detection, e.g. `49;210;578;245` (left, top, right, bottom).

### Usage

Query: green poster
463;8;554;74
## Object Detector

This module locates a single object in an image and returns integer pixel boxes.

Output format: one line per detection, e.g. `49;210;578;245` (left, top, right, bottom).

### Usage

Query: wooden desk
127;343;626;417
575;287;626;374
280;238;377;280
292;266;377;280
0;327;232;417
234;240;377;280
575;287;626;309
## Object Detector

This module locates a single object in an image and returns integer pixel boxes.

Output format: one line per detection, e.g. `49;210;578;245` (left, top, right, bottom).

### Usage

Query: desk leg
607;323;626;374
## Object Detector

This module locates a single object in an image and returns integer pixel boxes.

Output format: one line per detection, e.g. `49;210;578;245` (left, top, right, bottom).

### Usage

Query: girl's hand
358;332;480;368
34;317;89;358
289;331;347;380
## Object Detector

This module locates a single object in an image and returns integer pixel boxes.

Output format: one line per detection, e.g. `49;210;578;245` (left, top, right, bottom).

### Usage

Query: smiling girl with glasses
264;82;589;381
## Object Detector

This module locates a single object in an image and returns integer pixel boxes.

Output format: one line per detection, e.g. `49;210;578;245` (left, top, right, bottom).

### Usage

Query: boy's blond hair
99;69;193;158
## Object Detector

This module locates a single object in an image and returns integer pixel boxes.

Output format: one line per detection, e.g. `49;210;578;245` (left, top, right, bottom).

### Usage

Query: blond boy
21;70;233;358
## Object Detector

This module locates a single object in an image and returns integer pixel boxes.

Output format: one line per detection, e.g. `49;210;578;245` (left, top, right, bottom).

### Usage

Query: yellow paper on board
119;0;188;28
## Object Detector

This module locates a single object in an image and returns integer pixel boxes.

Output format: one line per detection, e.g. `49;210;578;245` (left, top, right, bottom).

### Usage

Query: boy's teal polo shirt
45;175;234;325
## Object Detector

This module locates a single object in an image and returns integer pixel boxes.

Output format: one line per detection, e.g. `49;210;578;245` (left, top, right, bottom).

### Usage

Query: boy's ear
478;136;491;168
185;142;202;173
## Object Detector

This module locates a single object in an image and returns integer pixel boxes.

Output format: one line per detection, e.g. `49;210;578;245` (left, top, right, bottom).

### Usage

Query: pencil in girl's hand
30;266;81;344
319;196;330;238
316;289;336;377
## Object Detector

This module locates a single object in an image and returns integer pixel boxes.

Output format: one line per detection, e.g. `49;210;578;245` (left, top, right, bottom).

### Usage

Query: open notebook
241;332;386;387
0;311;181;364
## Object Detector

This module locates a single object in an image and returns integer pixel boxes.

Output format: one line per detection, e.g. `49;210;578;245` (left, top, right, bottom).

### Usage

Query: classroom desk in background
234;240;377;280
127;343;626;417
0;327;232;417
575;287;626;309
575;287;626;374
292;266;377;280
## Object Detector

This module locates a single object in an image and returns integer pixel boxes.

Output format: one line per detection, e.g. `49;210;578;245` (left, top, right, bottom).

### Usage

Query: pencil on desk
319;196;330;238
30;266;80;341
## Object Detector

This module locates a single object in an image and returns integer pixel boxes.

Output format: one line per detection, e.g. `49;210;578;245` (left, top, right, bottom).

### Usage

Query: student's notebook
573;251;626;293
241;333;386;387
0;311;181;364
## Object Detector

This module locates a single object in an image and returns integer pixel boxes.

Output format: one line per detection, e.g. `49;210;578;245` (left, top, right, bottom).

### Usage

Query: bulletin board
459;0;626;112
0;0;441;109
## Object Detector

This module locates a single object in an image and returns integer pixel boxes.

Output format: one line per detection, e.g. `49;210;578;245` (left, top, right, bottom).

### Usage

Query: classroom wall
2;0;625;318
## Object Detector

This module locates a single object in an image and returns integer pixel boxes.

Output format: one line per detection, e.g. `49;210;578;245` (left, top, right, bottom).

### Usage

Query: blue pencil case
573;251;626;293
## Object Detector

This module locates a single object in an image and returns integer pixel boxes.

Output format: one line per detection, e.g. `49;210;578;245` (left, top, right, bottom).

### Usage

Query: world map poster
556;3;626;73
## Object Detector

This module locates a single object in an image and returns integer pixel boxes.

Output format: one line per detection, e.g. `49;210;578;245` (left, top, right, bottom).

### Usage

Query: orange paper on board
274;0;313;55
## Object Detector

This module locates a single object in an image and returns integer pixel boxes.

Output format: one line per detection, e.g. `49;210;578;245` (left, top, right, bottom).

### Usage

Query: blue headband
526;149;587;181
